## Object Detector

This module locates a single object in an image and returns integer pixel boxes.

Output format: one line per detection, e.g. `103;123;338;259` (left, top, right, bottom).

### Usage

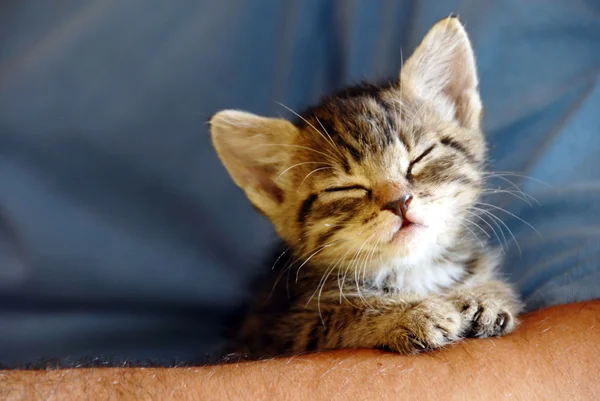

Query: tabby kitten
210;17;522;357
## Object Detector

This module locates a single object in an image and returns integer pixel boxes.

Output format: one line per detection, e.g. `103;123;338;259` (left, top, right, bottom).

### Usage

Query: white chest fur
371;259;465;296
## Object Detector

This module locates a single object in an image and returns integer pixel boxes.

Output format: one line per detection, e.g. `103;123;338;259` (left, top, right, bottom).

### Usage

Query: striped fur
211;17;522;357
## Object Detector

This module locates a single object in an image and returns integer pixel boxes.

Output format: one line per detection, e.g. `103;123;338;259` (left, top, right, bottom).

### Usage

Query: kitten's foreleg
279;297;471;354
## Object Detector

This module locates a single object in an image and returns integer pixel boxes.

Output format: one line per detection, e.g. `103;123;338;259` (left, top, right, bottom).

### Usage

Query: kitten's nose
382;194;413;218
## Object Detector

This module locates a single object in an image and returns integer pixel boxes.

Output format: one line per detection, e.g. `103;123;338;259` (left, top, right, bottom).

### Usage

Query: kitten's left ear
210;110;298;218
401;17;482;129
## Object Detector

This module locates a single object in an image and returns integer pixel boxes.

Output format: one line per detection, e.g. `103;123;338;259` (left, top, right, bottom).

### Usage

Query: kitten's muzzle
382;193;413;224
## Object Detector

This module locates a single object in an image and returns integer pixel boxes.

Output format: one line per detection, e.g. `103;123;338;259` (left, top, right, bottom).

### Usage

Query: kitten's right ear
400;17;482;129
210;110;298;217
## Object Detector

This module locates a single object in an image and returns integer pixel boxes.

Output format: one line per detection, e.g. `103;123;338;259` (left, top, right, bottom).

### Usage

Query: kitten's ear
210;110;298;216
400;17;482;129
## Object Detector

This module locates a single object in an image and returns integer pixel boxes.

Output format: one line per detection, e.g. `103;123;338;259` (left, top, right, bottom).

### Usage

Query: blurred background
1;1;599;368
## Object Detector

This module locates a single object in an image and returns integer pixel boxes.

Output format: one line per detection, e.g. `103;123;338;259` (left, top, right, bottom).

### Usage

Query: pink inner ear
453;89;481;129
247;166;285;204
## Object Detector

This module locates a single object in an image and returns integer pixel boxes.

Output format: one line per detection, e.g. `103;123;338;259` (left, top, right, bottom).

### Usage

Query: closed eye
323;185;371;196
407;144;436;182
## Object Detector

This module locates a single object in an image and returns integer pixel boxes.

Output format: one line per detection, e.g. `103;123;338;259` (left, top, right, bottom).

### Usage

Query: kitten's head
210;18;486;273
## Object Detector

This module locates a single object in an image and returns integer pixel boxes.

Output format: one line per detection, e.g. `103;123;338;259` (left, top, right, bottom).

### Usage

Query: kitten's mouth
390;219;423;243
401;220;414;229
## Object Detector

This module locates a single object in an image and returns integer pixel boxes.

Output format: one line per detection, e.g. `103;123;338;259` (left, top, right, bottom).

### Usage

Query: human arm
2;301;599;400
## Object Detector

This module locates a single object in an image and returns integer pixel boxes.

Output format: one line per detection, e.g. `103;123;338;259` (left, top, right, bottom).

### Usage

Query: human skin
1;301;599;401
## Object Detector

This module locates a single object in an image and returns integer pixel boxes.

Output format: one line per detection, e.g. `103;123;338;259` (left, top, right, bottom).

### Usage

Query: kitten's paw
390;299;466;354
454;296;517;338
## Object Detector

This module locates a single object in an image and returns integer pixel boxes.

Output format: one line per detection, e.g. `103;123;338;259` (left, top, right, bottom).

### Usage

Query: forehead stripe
440;136;476;164
318;117;363;164
374;97;395;146
374;94;411;152
298;193;318;224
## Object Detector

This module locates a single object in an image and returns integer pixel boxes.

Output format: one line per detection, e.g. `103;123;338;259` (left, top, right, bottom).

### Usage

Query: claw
497;311;511;331
408;334;427;350
473;307;484;322
495;313;505;328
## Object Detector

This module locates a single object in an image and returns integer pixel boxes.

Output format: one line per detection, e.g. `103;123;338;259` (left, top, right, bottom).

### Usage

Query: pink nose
382;194;413;218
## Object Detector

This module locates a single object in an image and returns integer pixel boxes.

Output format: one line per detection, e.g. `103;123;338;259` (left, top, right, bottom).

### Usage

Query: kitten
210;17;523;357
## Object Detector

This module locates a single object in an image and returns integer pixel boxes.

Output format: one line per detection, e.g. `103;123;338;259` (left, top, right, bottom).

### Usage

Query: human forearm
2;301;599;401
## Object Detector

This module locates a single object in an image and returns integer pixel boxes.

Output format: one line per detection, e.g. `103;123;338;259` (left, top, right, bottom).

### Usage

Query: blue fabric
0;0;599;366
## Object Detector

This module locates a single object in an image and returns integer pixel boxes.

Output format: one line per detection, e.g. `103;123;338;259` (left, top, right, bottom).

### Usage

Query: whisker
482;174;540;204
309;263;338;323
331;233;368;305
253;143;339;164
275;101;342;161
298;167;334;191
351;232;378;310
271;247;290;270
276;161;331;181
460;215;491;238
458;221;485;249
464;209;504;253
364;231;383;292
314;115;346;159
295;239;345;283
481;188;538;206
330;246;358;304
483;172;552;188
476;202;541;237
471;206;521;255
337;231;373;309
471;207;508;249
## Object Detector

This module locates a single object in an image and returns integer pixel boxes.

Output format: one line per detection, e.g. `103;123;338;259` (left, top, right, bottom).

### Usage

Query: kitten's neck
364;237;483;296
368;257;467;296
